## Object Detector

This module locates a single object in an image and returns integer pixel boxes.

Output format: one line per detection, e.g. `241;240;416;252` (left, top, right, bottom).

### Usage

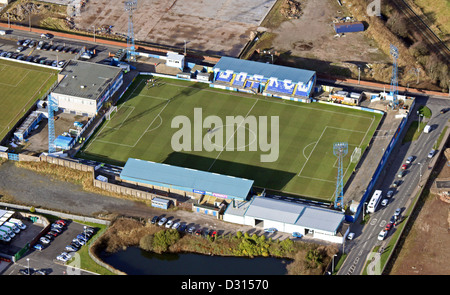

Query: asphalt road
337;98;450;275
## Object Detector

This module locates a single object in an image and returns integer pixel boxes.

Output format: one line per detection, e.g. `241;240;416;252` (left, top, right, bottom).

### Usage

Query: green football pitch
80;76;382;201
0;59;57;141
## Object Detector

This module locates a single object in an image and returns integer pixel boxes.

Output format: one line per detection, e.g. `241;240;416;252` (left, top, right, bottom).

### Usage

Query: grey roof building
51;60;123;116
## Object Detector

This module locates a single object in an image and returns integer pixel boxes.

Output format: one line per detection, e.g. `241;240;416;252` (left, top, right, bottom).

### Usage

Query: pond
99;246;291;275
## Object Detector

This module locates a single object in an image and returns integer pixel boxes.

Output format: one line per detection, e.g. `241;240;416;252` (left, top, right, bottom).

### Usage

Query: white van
423;125;432;133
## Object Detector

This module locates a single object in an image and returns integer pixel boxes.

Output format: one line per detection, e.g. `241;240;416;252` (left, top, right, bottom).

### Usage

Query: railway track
391;0;450;64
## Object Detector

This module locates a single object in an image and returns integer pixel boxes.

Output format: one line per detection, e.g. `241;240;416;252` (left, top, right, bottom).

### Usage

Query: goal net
350;147;361;163
105;106;117;121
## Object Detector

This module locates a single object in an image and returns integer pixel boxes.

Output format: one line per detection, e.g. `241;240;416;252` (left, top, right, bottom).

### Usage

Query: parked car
150;216;159;224
165;220;174;228
172;222;180;230
392;180;402;188
36;41;45;50
19;268;33;275
381;198;389;206
44;234;54;241
264;228;277;233
51;60;58;67
384;223;393;231
28;40;36;48
386;189;394;198
71;240;82;248
33;244;44;251
55;45;64;52
65;245;79;252
427;149;436;159
39;237;50;244
405;156;415;164
35;269;48;275
52;223;64;229
42;43;51;50
210;230;217;238
440;108;449;114
40;33;52;39
55;219;68;226
47;230;59;237
397;170;406;178
394;208;402;217
347;232;355;240
16;40;23;46
56;252;72;262
178;223;187;232
377;230;388;241
157;217;167;226
187;226;196;234
16;46;24;53
22;39;31;47
58;60;66;67
401;164;408;170
51;227;62;234
292;232;303;238
195;229;203;236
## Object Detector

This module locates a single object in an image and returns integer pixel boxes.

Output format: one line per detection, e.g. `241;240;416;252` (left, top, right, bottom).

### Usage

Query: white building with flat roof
224;196;348;243
51;60;123;117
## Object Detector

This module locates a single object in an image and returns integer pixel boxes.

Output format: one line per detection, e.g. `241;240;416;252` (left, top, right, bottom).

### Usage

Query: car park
377;230;388;241
427;149;436;159
264;228;277;233
381;198;389;206
157;217;167;226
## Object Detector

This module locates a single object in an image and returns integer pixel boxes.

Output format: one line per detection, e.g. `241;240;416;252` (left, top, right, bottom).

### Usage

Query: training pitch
80;76;382;201
0;59;57;141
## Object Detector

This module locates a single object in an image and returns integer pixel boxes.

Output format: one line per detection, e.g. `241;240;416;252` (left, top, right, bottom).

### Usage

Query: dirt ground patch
252;0;390;78
389;147;450;275
72;0;277;57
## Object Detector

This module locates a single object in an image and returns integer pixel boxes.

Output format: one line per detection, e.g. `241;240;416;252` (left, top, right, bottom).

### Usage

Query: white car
427;149;436;159
56;252;72;262
172;222;180;230
381;198;389;206
377;230;387;241
347;232;355;240
39;237;50;244
165;220;174;228
157;217;167;226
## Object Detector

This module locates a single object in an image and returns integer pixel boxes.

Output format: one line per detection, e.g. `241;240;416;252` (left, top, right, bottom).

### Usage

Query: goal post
350;147;361;163
106;106;117;121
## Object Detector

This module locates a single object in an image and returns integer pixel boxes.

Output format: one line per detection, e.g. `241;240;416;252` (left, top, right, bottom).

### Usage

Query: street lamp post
92;26;96;43
27;258;30;275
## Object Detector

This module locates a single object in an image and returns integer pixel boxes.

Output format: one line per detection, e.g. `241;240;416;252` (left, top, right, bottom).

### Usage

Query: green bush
151;229;180;253
139;234;154;252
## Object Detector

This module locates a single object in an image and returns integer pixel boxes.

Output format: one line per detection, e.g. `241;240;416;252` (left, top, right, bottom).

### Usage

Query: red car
401;164;408;170
55;219;67;226
384;223;393;231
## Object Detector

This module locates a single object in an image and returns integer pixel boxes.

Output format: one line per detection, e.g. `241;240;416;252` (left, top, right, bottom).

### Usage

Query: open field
0;59;57;141
79;76;381;201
